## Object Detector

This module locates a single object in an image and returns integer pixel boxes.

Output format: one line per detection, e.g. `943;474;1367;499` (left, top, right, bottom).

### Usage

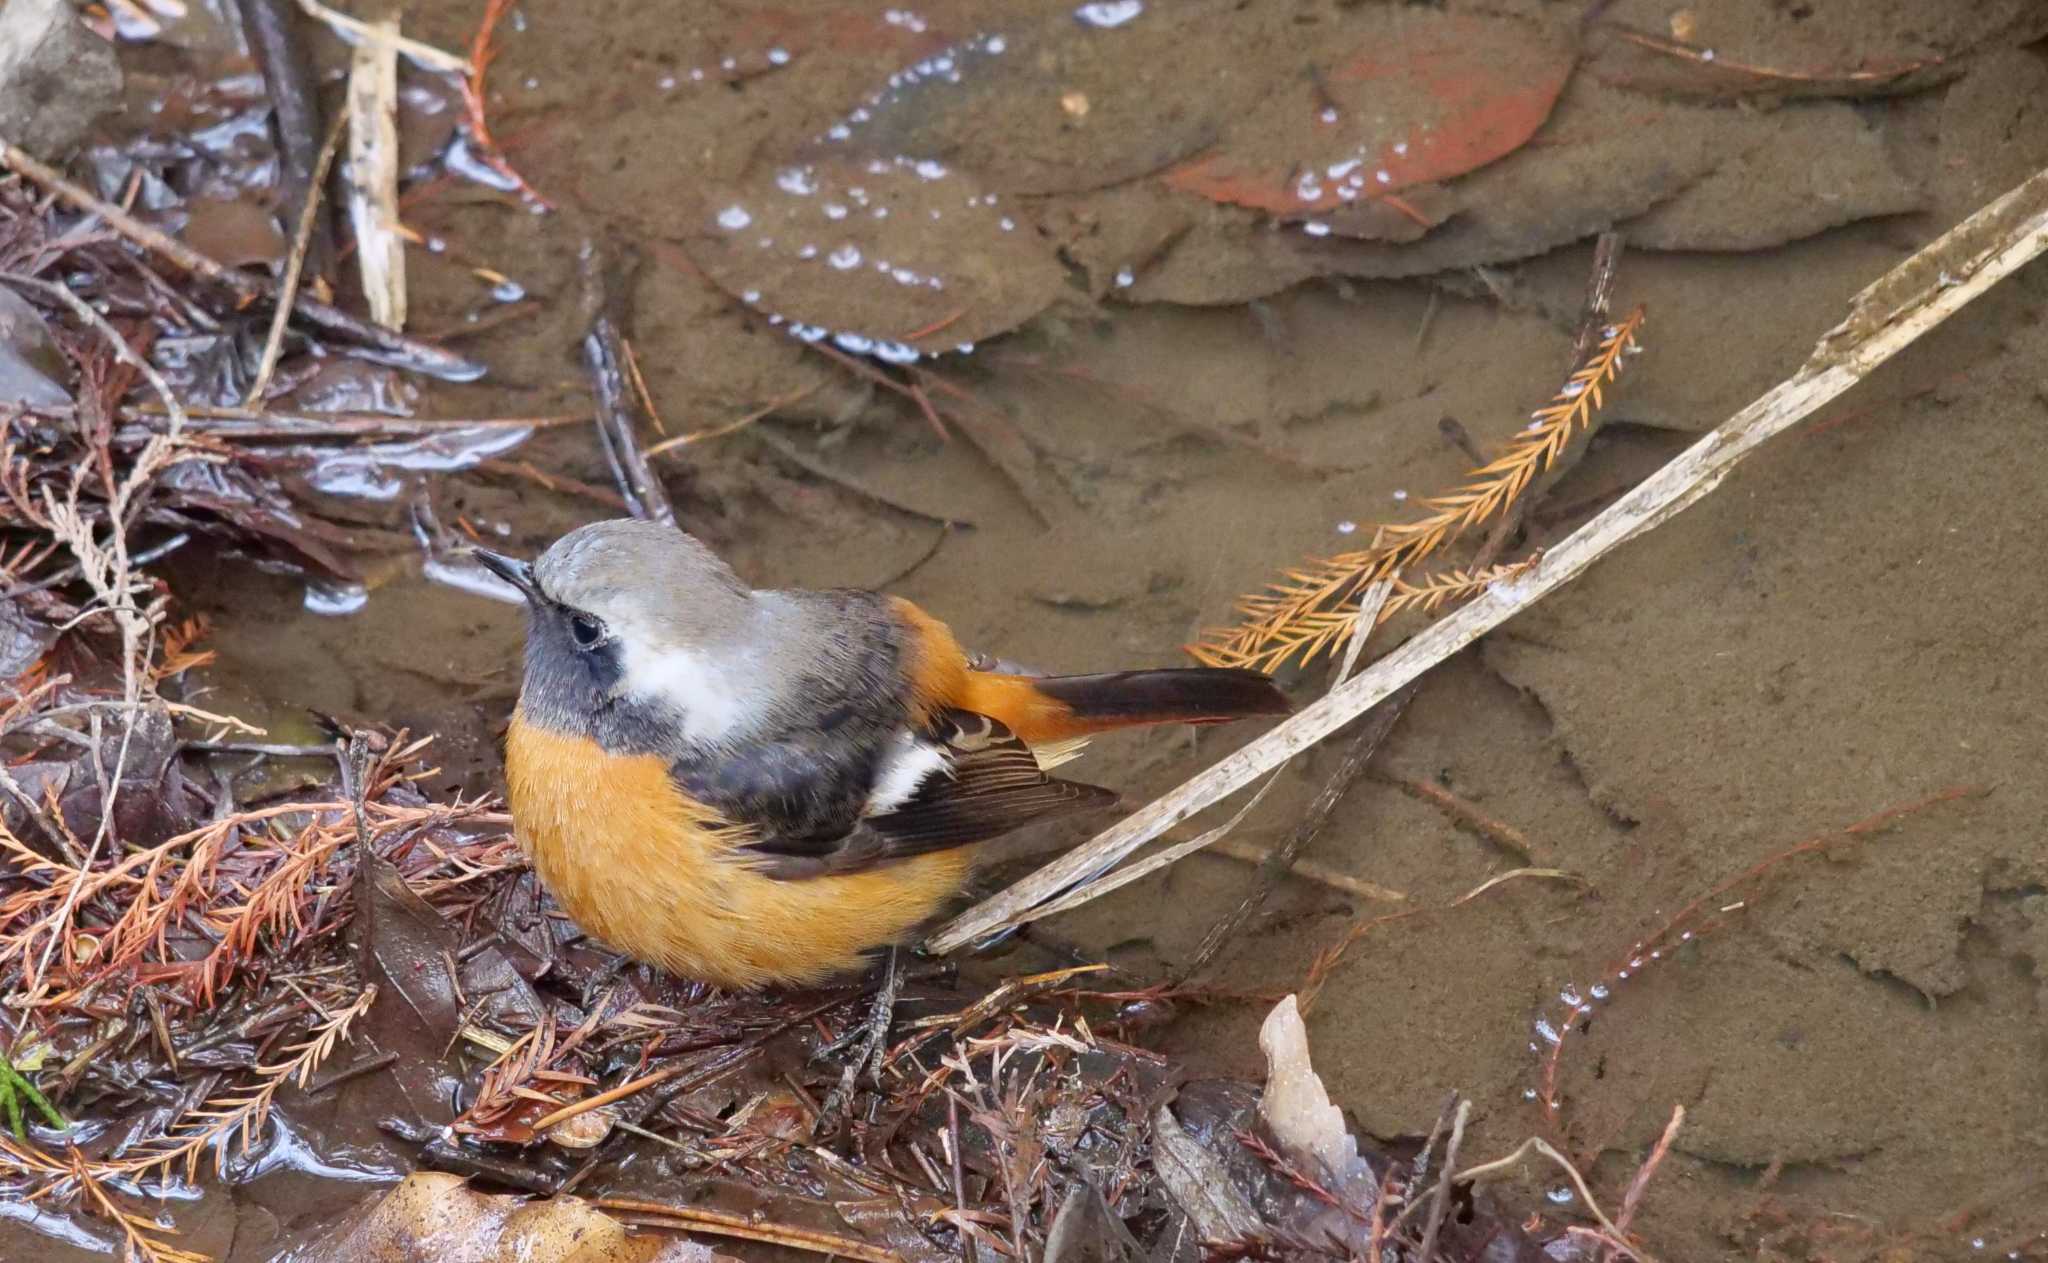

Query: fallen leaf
1162;10;1577;220
299;1171;734;1262
684;152;1065;357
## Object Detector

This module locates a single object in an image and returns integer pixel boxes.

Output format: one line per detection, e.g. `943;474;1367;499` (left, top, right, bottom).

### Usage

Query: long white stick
928;164;2048;955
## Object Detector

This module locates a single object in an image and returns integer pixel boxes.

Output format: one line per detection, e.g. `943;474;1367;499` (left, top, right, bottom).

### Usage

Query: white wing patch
866;732;951;816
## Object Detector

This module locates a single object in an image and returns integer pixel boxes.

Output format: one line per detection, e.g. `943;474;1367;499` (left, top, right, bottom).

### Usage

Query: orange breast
504;713;972;989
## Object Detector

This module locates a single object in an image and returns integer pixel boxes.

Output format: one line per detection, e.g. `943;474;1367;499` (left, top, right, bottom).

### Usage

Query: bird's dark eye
567;613;606;649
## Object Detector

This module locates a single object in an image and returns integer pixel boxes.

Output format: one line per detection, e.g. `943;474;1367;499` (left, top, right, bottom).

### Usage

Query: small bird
474;519;1290;989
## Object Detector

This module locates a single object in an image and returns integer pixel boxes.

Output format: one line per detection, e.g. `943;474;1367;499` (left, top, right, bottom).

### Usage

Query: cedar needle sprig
1190;308;1644;672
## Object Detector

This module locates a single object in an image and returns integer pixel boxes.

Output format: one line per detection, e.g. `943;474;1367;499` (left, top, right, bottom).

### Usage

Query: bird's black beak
470;548;541;604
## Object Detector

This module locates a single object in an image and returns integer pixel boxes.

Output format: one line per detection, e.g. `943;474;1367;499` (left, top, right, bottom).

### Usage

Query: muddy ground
30;0;2048;1258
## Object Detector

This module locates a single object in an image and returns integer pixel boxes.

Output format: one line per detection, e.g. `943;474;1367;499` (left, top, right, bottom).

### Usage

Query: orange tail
959;668;1290;745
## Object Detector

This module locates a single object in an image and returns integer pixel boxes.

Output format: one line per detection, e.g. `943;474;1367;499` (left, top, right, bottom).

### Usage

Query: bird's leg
817;946;902;1133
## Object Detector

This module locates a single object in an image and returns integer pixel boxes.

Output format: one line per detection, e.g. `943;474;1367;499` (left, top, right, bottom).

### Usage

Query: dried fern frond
1189;310;1643;671
108;985;376;1185
0;990;374;1260
1189;561;1537;674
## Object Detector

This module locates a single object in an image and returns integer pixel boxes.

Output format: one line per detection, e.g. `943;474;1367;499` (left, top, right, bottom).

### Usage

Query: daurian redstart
474;520;1290;989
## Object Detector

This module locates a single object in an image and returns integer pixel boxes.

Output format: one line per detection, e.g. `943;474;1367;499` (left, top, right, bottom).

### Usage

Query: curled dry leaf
300;1172;734;1263
1257;995;1374;1200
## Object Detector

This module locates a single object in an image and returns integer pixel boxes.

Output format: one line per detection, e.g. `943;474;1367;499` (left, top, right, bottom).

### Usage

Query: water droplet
914;158;948;180
1522;1087;1538;1101
1319;106;1338;124
1546;1186;1574;1205
716;204;752;230
955;342;976;354
1336;520;1358;535
1971;1240;1986;1252
987;34;1008;54
930;209;943;220
1680;930;1693;941
523;76;539;90
1391;488;1408;502
1701;48;1716;62
891;266;920;285
690;67;705;81
828;123;852;142
776;167;817;196
873;206;890;218
1629;956;1645;969
1295;173;1323;202
1114;266;1135;288
1534;1019;1561;1046
1393;141;1409;156
426;237;447;254
1327;158;1362;181
741;288;761;303
1617;969;1631;980
305;581;369;616
1589;983;1610;1001
767;47;791;65
1074;0;1144;28
824;203;849;220
999;216;1016;231
874;340;920;365
790;323;827;343
490;278;525;302
658;73;677;91
828;244;862;270
720;56;737;71
833;332;875;355
1303;221;1331;238
1559;986;1582;1007
1375;169;1391;185
798;244;818;260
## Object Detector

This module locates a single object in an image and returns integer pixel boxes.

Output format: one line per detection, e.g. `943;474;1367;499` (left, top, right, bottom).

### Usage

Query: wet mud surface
9;0;2048;1259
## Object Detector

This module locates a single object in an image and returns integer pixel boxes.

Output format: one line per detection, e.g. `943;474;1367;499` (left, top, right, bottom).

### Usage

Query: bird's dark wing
734;710;1117;881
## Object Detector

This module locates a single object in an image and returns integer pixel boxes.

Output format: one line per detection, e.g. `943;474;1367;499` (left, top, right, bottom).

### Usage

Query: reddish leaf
1162;12;1576;218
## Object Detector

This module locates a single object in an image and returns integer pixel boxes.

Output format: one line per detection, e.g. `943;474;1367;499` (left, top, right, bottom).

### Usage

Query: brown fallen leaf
299;1171;735;1263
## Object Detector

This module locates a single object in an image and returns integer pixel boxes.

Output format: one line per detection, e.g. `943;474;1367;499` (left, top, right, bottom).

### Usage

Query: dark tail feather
1030;668;1291;730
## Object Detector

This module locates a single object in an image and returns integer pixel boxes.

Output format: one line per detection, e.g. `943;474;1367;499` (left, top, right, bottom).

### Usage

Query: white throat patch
619;641;753;744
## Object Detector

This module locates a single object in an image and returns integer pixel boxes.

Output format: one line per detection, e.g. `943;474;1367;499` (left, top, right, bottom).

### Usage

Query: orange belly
504;714;971;989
